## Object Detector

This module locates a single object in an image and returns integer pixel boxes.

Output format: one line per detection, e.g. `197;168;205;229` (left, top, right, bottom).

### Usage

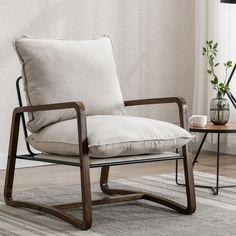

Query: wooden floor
0;151;235;192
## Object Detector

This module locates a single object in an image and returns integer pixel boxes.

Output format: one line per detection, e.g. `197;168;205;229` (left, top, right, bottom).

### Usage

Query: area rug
0;171;235;236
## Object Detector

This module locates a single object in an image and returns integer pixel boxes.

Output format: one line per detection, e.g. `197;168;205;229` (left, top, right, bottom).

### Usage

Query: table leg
193;132;208;166
176;132;208;185
213;133;220;195
176;131;236;194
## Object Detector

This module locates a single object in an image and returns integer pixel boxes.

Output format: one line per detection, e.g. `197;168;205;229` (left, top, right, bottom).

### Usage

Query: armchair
4;36;196;230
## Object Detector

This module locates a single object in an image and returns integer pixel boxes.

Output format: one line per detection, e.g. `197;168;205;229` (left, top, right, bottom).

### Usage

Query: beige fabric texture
27;115;193;158
13;36;126;132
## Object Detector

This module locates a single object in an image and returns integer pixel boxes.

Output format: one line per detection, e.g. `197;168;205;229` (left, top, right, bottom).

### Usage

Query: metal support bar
215;133;221;195
193;132;208;165
16;77;36;155
16;154;184;168
226;62;236;109
176;132;236;195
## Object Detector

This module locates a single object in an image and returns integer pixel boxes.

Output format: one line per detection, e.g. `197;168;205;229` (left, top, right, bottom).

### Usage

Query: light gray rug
0;171;236;236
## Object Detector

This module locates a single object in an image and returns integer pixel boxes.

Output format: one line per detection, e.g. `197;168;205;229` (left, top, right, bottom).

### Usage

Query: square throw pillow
27;115;194;158
13;36;126;132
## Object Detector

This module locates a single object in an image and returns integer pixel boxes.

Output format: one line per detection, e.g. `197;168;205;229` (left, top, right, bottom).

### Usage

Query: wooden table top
189;122;236;133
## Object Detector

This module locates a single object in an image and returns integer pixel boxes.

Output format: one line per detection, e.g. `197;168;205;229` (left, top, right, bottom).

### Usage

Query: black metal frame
16;76;186;168
221;0;236;4
16;77;37;156
226;63;236;109
176;130;236;195
221;0;236;105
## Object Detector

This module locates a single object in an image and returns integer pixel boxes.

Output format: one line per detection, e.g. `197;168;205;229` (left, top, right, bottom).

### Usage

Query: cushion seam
28;136;193;147
13;38;35;127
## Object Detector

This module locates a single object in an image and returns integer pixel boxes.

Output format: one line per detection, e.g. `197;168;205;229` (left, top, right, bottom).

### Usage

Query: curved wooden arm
10;101;88;162
6;101;92;229
13;101;85;114
124;97;188;130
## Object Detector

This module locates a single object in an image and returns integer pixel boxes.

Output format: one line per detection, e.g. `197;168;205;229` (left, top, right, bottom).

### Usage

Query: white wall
0;0;195;169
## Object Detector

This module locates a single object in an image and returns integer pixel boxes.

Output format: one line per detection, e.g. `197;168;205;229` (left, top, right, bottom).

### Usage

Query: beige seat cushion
13;36;126;132
27;115;193;158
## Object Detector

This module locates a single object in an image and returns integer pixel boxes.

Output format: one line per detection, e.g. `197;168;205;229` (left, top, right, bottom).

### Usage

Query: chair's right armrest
124;97;188;130
13;101;85;114
11;101;89;158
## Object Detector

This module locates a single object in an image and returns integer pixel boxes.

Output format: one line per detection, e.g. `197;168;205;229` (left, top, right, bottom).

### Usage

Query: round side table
176;122;236;195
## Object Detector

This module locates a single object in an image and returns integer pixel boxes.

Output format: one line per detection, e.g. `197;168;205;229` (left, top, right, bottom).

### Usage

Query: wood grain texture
190;122;236;133
4;96;196;229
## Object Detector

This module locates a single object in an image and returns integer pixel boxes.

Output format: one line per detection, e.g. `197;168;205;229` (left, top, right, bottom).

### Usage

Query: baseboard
0;155;49;170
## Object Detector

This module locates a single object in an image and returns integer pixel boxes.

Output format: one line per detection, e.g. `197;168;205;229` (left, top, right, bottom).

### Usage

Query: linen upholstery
27;115;193;158
13;36;126;132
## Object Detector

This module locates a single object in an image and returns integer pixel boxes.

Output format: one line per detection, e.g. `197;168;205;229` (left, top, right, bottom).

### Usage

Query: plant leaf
213;42;218;49
227;61;233;67
211;79;218;85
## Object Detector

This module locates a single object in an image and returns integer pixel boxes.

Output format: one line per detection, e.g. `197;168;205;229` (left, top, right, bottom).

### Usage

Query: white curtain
194;0;236;148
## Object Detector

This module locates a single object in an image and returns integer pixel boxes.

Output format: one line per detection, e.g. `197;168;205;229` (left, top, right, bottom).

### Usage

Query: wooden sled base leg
5;199;89;229
4;98;95;230
4;111;195;230
4;156;195;230
4;156;92;230
4;157;93;230
4;158;195;230
100;155;196;215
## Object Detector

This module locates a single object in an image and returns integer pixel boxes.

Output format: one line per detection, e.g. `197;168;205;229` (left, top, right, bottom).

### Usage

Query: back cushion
14;36;126;132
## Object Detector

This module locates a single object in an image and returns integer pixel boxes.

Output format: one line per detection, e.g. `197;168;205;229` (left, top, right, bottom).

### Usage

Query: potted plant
202;40;233;125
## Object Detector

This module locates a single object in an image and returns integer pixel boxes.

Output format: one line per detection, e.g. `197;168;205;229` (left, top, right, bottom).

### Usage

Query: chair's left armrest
124;97;188;130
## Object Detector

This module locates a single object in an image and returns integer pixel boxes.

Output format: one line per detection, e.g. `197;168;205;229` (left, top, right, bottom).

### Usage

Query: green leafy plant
202;40;233;98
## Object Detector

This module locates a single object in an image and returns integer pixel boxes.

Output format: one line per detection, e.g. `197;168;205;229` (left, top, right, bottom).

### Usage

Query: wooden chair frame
4;78;196;230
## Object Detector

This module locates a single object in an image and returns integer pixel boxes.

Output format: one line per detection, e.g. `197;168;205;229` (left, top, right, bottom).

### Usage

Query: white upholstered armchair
4;36;196;230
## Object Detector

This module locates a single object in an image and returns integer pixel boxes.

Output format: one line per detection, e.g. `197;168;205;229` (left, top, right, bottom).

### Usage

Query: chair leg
4;154;16;204
100;166;110;194
182;145;196;214
4;112;20;203
100;147;196;215
100;166;135;195
4;157;93;229
79;157;93;229
4;113;93;230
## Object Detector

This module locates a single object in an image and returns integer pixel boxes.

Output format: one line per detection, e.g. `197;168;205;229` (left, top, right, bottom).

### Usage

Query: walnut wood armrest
10;101;88;161
124;97;188;130
13;101;85;114
6;101;93;229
